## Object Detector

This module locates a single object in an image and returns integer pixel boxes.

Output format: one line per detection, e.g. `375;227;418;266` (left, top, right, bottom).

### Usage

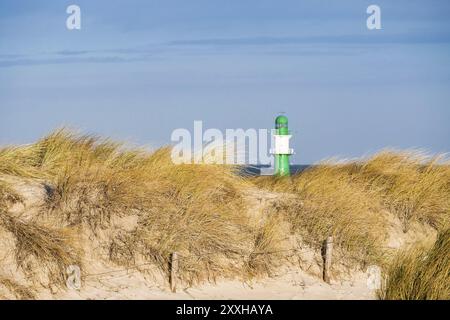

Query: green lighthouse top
275;115;289;135
275;115;288;126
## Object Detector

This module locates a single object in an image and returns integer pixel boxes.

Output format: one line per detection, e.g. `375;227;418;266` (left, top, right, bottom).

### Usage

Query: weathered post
323;236;334;284
170;252;179;293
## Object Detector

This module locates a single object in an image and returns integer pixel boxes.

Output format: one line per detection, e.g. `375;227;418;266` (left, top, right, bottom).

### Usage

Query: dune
0;130;448;300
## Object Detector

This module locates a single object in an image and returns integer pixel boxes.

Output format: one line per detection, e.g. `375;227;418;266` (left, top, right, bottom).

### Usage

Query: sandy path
55;268;375;300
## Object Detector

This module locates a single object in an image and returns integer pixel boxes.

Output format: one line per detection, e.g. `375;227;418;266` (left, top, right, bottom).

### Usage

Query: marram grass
379;229;450;300
0;129;449;296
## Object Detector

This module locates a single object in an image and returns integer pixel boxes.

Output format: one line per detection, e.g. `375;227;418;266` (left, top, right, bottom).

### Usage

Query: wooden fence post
170;252;179;293
323;236;333;284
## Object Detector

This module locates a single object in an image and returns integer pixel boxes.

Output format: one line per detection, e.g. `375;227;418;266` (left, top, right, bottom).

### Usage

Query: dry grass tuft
245;213;288;277
256;165;387;266
0;212;79;286
0;145;42;178
0;277;36;300
0;180;23;210
7;129;261;283
352;150;450;231
107;150;260;284
109;186;252;284
379;228;450;300
254;150;450;267
46;166;145;229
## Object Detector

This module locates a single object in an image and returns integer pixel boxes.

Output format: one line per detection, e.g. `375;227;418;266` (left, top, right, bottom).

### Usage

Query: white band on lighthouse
270;135;294;155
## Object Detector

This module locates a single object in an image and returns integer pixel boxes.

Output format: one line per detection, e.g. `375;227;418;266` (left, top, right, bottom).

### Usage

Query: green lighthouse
272;115;294;176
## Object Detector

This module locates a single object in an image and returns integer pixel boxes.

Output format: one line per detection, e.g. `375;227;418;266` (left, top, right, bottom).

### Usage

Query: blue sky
0;0;449;163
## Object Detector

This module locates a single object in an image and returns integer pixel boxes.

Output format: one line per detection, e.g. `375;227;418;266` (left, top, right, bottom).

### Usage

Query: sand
53;267;375;300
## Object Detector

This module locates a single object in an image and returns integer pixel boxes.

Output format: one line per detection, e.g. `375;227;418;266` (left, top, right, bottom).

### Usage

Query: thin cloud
168;33;450;46
1;32;448;68
0;56;131;68
56;50;90;56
